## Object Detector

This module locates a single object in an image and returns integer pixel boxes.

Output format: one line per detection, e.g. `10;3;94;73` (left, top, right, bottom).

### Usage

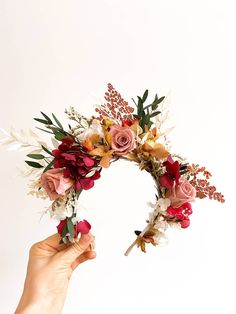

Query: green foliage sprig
132;90;165;131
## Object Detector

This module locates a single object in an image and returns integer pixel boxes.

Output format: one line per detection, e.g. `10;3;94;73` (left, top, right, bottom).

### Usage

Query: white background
0;0;235;313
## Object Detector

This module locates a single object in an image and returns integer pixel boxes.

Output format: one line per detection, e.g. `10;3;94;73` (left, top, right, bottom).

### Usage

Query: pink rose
41;168;74;200
109;125;136;156
169;179;196;208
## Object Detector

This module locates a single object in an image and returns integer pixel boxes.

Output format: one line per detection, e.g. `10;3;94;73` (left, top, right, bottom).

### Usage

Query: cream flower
76;119;104;142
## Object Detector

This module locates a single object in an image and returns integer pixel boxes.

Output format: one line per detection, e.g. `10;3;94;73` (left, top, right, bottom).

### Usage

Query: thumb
62;233;94;264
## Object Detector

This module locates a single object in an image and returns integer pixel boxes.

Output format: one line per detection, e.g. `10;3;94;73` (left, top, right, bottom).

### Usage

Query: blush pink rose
169;179;196;208
109;125;136;156
41;168;74;200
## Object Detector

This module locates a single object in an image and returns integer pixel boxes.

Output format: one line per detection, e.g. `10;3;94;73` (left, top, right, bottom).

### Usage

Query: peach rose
40;168;74;200
169;179;196;208
109;125;136;156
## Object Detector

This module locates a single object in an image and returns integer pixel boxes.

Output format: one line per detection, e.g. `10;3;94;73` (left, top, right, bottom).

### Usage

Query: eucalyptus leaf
54;131;65;141
25;160;44;168
62;224;69;238
41;145;54;156
142;90;148;102
67;219;74;238
36;127;54;134
43;159;54;173
52;113;63;129
40;112;53;124
137;96;144;116
76;189;82;199
149;111;161;118
27;153;45;160
34;118;49;124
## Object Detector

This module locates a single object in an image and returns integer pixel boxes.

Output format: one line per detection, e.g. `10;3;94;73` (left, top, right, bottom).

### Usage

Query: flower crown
0;84;225;255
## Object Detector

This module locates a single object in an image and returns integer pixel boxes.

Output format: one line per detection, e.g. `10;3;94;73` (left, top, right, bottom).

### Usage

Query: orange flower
142;141;168;159
89;145;114;168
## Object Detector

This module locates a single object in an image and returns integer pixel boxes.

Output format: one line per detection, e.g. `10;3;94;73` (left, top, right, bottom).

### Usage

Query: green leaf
52;113;63;129
151;94;159;110
43;159;54;173
36;127;54;134
142;90;148;102
41;145;54;156
27;154;45;160
149;111;161;118
76;189;82;199
25;160;44;168
67;219;74;238
137;96;144;116
54;131;65;141
40;112;53;124
62;224;69;238
34;118;49;124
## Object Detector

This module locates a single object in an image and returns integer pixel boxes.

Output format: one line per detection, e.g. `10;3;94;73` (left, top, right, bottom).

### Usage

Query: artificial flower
159;155;181;188
169;179;196;208
40;168;74;201
109;125;136;156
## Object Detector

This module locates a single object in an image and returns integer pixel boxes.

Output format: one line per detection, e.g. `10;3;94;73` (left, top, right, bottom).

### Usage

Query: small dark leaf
27;154;45;160
156;96;165;104
67;219;74;238
40;112;53;124
142;90;148;102
54;131;65;141
41;145;54;156
137;96;144;116
76;189;82;199
62;224;69;238
52;113;63;129
25;160;43;168
43;159;54;173
34;118;49;124
149;111;161;118
36;127;54;134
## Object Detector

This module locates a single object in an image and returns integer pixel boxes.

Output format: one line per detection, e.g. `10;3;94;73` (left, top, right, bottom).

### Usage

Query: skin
15;233;96;314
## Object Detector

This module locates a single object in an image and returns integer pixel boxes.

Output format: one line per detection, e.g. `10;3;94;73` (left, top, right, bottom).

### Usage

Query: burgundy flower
52;137;101;192
57;218;91;238
76;220;91;234
159;155;181;189
167;202;192;229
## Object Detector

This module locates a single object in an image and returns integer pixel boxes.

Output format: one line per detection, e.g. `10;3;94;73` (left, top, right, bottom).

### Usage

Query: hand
15;232;96;314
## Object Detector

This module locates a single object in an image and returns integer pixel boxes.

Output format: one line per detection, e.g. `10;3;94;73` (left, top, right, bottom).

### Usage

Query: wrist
15;289;64;314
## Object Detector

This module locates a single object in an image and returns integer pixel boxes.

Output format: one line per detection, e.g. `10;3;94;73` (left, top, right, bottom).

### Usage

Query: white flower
156;198;171;212
76;119;103;142
50;197;73;220
154;220;168;232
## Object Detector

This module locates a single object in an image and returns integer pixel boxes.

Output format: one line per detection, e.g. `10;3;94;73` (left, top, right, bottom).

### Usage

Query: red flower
77;220;91;234
159;155;181;189
52;138;101;192
57;218;91;238
121;118;139;127
167;202;192;228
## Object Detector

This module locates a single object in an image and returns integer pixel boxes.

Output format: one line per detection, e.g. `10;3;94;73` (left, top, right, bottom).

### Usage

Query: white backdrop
0;1;235;313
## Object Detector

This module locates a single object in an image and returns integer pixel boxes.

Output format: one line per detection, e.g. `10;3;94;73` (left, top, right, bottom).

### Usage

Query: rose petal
80;178;94;190
159;175;174;189
83;156;95;167
77;220;91;234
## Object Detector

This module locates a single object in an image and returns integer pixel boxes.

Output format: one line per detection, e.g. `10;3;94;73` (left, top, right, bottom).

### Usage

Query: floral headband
0;84;225;255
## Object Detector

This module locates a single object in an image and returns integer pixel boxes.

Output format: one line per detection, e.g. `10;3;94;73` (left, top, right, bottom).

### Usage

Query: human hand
15;232;96;314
